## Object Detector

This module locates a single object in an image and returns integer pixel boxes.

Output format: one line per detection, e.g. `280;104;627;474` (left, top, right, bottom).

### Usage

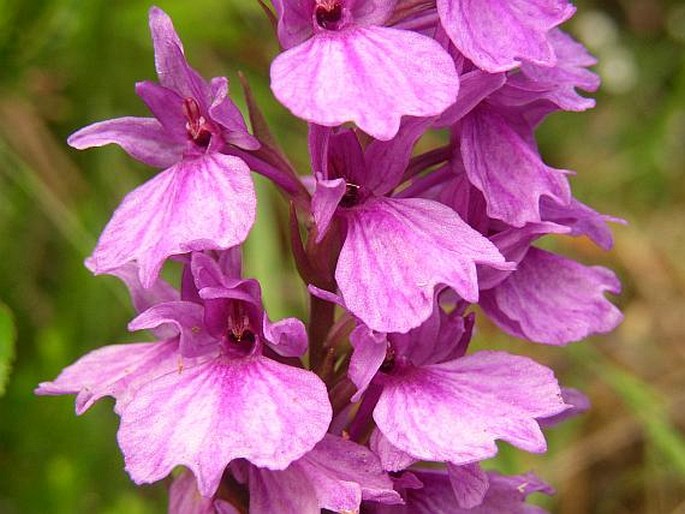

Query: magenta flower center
182;97;212;148
315;0;343;30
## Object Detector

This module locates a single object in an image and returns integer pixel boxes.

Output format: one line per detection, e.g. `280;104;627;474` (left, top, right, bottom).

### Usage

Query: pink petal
308;123;332;177
350;0;398;26
407;470;552;514
369;429;417;472
541;197;623;251
134;81;187;143
308;284;345;307
148;6;209;103
299;434;402;510
337;197;508;333
128;301;217;358
273;0;316;49
471;471;554;514
109;262;179;314
447;463;489;509
538;387;590;428
435;70;506;127
190;251;245;291
327;129;366;184
364;117;432;195
262;316;308;357
371;469;458;514
477;221;569;290
251;433;400;513
35;340;179;415
169;470;231;514
517;29;600;112
312;177;346;242
374;351;566;464
68;117;182;168
248;463;319;514
85;153;256;288
437;0;575;72
271;26;458;140
481;248;623;345
390;304;471;367
110;262;180;339
208;77;260;150
349;325;387;401
118;356;331;496
461;105;571;226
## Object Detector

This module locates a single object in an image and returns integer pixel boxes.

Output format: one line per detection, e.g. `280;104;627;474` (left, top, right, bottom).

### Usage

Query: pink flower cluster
37;2;622;513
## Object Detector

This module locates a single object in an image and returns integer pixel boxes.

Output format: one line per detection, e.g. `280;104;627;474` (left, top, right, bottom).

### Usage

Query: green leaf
0;302;16;396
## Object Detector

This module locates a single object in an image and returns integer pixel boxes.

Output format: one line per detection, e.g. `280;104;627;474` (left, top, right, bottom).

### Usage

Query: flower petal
247;434;401;513
516;29;600;112
477;221;569;290
128;301;217;358
190;251;246;291
480;248;623;345
390;303;472;367
368;469;553;513
437;0;575;72
273;0;316;49
134;81;188;143
368;469;458;514
35;340;179;415
148;6;209;103
540;197;623;251
364;117;432;195
299;434;402;510
460;105;571;226
312;177;346;242
349;325;387;401
109;262;179;314
262;316;308;357
468;472;553;514
271;26;458;140
374;351;566;464
538;387;590;428
369;429;417;472
248;462;319;514
85;153;256;288
447;463;489;509
435;70;506;127
209;77;260;150
169;470;232;514
337;197;508;333
118;356;331;496
351;0;398;26
68;117;182;168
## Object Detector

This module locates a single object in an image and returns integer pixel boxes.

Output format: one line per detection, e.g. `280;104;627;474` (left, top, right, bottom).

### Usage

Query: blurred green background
0;0;683;513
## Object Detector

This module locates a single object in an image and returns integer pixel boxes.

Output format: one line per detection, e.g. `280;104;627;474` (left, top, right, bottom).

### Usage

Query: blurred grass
0;303;16;396
0;0;684;513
